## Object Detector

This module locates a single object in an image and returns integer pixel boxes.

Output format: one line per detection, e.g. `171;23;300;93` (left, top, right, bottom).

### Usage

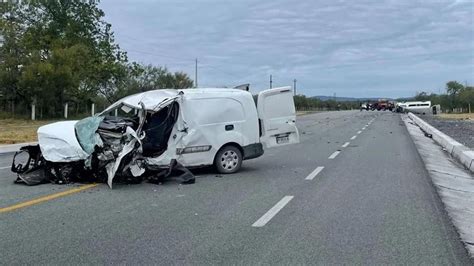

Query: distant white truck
397;101;431;114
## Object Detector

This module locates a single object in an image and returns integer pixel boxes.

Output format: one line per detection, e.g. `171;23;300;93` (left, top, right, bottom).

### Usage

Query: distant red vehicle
374;99;394;111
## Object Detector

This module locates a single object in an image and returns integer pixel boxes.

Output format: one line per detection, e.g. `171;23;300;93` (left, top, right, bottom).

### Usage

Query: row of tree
412;81;474;113
0;0;194;118
294;95;360;111
294;81;474;113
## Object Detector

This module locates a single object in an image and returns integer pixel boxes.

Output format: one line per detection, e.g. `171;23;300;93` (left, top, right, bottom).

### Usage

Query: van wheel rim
220;150;239;171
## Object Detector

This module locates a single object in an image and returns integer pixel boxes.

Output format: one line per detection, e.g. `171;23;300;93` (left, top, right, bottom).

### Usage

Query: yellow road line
0;184;98;214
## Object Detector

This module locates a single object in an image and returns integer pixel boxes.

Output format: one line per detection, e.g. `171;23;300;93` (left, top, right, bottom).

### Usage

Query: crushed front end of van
12;91;195;188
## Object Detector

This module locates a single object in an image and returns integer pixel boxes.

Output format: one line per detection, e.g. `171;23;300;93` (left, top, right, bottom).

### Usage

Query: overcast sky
100;0;474;98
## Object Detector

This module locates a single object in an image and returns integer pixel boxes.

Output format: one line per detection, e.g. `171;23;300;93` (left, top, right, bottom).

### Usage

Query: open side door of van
257;87;300;148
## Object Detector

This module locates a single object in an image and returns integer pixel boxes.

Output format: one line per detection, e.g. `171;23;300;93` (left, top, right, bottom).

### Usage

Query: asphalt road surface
0;111;471;264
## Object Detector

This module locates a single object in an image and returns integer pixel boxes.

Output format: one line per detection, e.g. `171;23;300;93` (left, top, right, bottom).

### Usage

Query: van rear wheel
215;146;242;174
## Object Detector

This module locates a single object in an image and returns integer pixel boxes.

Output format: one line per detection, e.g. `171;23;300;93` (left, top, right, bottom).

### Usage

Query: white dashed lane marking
342;142;350;148
328;151;340;159
357;130;362;134
0;166;9;170
305;166;324;180
252;196;294;227
350;135;357;140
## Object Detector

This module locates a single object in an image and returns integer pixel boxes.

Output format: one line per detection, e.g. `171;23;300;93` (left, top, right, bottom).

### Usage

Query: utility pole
194;58;198;88
466;81;470;113
270;75;273;89
293;79;297;96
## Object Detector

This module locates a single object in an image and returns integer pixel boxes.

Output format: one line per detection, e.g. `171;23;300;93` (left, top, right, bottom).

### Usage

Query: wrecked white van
12;87;299;188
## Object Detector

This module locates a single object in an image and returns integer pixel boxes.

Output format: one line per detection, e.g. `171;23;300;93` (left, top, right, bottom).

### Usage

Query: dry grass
296;111;320;116
439;113;474;120
0;119;57;144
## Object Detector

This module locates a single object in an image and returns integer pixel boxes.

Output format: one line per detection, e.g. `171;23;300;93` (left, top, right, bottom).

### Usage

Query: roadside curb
408;113;474;173
0;142;37;154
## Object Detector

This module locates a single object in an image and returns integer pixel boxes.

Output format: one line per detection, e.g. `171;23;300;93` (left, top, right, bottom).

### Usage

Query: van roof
110;88;252;111
399;101;431;104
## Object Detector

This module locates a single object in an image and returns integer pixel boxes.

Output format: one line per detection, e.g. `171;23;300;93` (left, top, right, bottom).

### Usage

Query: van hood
37;121;89;162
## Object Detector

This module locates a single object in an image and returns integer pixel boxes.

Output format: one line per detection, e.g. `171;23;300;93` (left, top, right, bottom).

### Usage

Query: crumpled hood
37;121;89;162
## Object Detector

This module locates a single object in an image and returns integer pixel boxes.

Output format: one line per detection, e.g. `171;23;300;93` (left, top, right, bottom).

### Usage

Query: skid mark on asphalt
252;196;294;227
0;184;98;214
305;166;324;180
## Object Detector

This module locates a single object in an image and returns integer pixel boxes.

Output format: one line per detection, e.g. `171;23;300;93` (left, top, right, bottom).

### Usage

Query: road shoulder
403;114;474;258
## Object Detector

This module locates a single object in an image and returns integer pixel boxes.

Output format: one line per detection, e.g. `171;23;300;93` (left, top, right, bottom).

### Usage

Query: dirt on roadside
421;115;474;149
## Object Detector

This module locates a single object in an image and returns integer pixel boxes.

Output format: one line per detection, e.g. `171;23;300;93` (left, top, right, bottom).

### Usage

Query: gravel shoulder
421;115;474;149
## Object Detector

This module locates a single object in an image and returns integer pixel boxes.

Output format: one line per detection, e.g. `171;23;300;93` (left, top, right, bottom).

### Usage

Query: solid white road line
328;151;340;159
350;135;357;140
342;142;350;148
0;166;10;170
357;130;362;134
252;196;294;227
305;166;324;180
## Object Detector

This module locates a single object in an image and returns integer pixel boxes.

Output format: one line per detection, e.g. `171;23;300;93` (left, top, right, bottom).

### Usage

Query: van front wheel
215;146;242;174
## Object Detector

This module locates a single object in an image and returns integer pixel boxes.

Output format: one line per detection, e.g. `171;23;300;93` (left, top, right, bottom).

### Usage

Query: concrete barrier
408;113;474;174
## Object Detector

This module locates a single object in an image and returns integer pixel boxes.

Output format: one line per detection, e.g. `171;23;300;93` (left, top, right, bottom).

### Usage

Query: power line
126;49;194;62
127;48;242;80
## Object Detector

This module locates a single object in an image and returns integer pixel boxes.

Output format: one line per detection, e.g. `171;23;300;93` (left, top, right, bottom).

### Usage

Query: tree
446;81;464;96
1;0;128;117
0;2;28;115
108;63;194;103
446;81;465;111
459;86;474;111
414;91;430;101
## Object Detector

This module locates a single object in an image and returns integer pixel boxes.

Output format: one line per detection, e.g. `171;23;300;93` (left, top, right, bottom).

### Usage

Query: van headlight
176;145;212;155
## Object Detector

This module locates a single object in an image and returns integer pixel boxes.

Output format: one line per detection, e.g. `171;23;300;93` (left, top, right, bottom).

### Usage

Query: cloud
100;0;474;98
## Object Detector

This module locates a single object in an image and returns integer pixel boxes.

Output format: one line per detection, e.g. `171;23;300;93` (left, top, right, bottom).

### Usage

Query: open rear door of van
257;87;300;148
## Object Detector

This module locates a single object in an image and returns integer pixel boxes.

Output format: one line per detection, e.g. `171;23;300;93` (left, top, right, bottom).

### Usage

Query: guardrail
408;112;474;173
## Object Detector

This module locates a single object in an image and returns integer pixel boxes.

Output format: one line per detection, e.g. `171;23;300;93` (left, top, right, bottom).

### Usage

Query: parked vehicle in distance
397;101;431;114
374;99;393;111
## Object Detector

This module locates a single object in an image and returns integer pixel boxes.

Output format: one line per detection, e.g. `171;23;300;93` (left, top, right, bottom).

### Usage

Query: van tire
214;145;242;174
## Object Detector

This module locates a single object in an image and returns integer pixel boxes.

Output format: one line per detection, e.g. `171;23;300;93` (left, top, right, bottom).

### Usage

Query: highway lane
0;111;471;264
